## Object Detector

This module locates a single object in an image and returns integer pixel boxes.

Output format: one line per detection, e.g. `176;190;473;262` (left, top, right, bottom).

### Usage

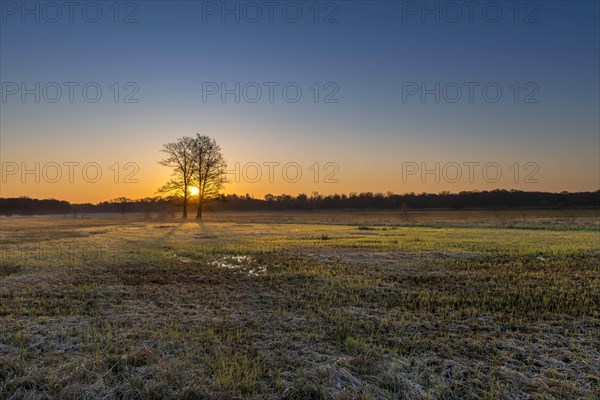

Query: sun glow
189;187;199;196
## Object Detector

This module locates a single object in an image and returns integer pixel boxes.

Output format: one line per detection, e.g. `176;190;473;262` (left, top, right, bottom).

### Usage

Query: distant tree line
1;190;598;216
0;197;72;216
208;190;599;211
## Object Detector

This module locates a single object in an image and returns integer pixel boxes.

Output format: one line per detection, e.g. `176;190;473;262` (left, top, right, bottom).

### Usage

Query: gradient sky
1;0;599;203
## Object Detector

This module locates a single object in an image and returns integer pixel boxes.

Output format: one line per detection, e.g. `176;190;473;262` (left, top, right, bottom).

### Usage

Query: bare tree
157;137;196;218
193;134;227;219
112;197;131;215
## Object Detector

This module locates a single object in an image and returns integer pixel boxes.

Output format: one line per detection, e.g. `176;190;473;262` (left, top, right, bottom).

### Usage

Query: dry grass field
1;210;599;399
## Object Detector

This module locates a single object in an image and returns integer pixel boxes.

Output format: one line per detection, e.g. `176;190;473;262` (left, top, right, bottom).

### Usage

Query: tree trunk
182;194;188;218
196;199;202;219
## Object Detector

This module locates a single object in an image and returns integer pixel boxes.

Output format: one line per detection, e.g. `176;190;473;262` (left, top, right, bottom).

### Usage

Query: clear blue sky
1;1;598;201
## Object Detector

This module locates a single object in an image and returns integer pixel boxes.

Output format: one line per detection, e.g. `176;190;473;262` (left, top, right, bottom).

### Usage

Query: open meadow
1;210;599;399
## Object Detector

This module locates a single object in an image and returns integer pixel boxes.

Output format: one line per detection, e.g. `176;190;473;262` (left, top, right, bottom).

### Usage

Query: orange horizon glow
2;133;598;204
1;160;598;204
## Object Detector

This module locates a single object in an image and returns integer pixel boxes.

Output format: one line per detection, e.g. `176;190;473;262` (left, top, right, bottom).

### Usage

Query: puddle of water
176;254;266;276
208;255;267;276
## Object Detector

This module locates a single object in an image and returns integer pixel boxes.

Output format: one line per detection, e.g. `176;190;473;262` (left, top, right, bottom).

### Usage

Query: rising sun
189;187;199;196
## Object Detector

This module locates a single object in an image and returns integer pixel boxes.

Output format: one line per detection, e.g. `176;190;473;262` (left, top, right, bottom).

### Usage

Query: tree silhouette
193;134;227;219
157;137;196;218
113;197;131;215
